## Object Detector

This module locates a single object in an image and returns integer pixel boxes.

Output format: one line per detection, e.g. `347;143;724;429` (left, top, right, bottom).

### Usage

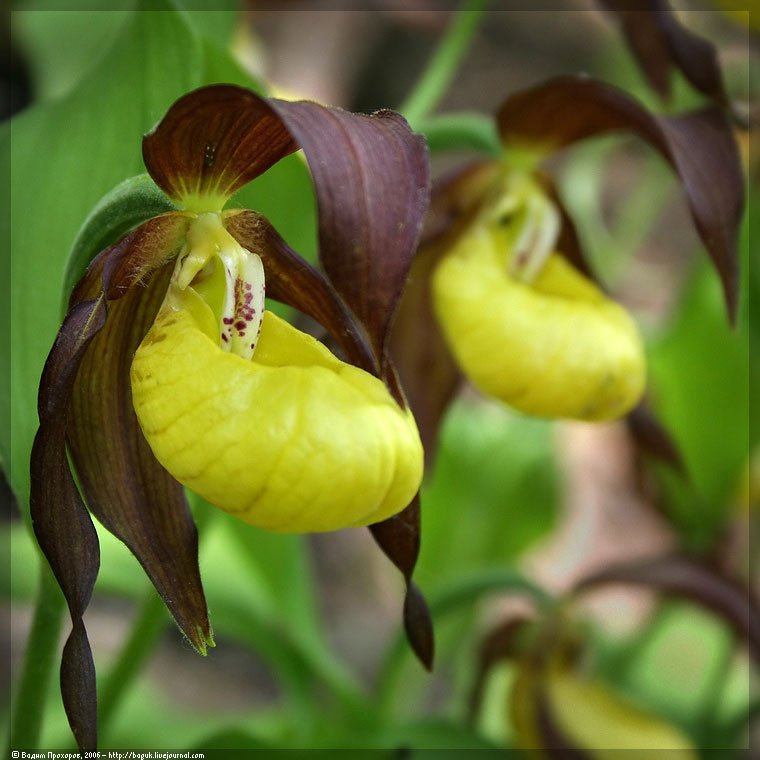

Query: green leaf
9;9;308;521
13;10;132;102
61;174;176;315
648;243;750;547
10;9;202;518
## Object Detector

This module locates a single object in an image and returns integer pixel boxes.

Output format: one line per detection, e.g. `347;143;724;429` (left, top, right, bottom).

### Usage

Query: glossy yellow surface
131;281;423;533
433;214;646;421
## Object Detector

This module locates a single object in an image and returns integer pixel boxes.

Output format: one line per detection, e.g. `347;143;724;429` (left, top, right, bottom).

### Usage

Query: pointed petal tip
189;623;215;656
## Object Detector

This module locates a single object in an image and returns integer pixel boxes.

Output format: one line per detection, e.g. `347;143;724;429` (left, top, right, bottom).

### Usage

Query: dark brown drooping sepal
370;494;434;670
31;213;214;749
267;99;431;374
573;554;760;663
143;85;298;208
31;299;108;751
602;0;729;107
497;76;745;323
67;213;213;654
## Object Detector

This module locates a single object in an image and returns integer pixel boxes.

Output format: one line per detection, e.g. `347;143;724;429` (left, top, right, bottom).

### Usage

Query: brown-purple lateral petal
68;211;193;307
224;209;377;376
390;242;461;464
468;617;532;723
31;298;108;751
266;99;430;369
536;691;593;760
67;258;213;653
497;76;744;322
370;494;434;670
143;85;298;208
626;401;685;471
420;160;502;249
573;554;760;663
537;172;596;281
602;0;729;106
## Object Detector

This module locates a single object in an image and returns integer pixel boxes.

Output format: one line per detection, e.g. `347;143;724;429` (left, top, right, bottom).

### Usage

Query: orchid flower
30;84;430;750
393;76;743;450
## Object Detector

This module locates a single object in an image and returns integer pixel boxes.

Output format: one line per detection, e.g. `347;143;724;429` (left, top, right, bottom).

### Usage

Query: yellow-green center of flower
485;172;561;283
172;212;265;360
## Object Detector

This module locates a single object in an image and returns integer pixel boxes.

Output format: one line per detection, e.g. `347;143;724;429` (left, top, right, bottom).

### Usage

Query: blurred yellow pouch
131;281;423;533
433;219;646;422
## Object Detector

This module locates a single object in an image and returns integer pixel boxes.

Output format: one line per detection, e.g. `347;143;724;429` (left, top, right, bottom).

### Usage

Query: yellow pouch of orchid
433;201;646;422
131;226;423;534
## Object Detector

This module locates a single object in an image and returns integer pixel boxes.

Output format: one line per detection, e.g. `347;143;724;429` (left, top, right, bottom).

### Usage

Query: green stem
399;0;489;130
417;112;502;156
97;588;168;737
8;560;66;750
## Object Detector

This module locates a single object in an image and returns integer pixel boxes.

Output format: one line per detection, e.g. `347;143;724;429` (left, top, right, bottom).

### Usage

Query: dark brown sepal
266;99;431;371
31;298;108;751
573;554;760;663
370;494;434;670
143;85;298;209
602;0;729;107
497;76;745;322
66;214;213;653
626;401;685;472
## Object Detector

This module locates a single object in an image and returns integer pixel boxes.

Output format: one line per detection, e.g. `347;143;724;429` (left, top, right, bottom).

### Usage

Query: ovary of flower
433;199;646;422
130;215;423;533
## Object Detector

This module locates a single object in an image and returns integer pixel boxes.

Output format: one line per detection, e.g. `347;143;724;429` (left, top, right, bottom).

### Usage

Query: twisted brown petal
31;212;213;748
497;76;744;322
370;494;434;670
602;0;729;106
143;85;298;209
573;554;760;663
226;210;433;668
31;299;107;751
67;213;214;653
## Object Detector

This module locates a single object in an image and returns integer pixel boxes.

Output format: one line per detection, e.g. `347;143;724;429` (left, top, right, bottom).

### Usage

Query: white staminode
488;173;561;285
174;212;266;360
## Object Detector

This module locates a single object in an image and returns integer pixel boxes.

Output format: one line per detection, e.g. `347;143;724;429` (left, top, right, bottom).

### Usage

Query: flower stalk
400;0;490;129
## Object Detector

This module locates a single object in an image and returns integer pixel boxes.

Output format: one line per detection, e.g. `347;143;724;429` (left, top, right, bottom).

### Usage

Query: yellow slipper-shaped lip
131;279;423;533
433;218;646;422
